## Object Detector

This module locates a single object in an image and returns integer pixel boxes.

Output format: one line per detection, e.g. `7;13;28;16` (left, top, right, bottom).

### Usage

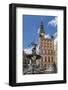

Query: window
52;57;53;62
45;56;47;62
51;50;53;54
41;57;43;61
47;50;50;54
48;57;50;62
50;45;52;48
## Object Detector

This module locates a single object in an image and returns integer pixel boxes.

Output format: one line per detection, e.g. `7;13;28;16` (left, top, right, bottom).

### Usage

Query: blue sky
23;15;57;48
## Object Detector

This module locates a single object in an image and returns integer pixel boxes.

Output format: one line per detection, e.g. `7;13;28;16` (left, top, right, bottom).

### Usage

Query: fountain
26;42;41;74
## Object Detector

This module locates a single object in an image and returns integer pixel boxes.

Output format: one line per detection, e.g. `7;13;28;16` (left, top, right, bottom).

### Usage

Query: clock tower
39;21;45;39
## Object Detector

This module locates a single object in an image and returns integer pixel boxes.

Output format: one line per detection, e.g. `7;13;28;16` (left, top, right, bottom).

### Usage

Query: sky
23;15;57;49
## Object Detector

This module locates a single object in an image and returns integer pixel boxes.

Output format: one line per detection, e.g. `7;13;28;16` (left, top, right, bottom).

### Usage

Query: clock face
41;33;44;36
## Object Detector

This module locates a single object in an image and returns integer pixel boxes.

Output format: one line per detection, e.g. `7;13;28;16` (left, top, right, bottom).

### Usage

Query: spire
40;21;45;33
39;20;45;38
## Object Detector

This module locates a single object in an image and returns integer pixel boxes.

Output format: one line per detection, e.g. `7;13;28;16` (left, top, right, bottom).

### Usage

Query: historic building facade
38;21;56;71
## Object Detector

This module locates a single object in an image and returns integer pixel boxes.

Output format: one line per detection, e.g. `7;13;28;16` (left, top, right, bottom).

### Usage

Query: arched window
52;57;53;62
48;57;50;62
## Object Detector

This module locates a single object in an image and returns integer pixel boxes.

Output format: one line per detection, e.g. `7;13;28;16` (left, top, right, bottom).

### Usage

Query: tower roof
40;21;45;34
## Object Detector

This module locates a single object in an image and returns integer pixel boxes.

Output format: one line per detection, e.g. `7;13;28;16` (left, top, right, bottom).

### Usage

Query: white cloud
44;32;57;39
45;34;51;39
48;17;57;27
24;45;40;55
24;47;33;54
53;32;57;38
